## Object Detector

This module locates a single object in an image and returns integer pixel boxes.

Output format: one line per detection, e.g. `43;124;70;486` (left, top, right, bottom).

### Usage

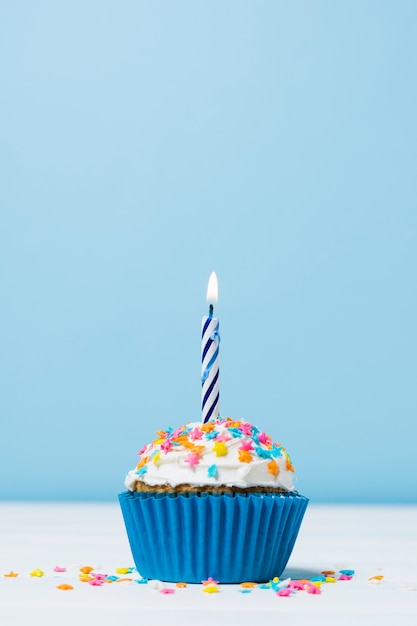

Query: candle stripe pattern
201;316;220;423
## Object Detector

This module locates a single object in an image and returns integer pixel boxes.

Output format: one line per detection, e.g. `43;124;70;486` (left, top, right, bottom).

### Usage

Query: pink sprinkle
138;444;148;455
288;581;305;590
239;423;253;436
239;440;254;451
160;440;172;454
216;434;231;442
306;584;321;594
184;452;200;468
189;427;203;441
277;588;292;596
53;566;67;572
160;588;175;594
202;577;219;585
339;574;353;581
91;573;107;581
88;579;104;586
258;431;271;445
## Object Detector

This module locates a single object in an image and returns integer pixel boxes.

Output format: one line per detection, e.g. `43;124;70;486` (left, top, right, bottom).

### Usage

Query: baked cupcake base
119;489;308;583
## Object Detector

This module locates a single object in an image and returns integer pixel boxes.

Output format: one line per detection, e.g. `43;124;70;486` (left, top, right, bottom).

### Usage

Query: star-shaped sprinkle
202;577;219;585
4;571;18;577
238;449;253;463
189;427;203;441
53;566;67;572
184;452;200;468
30;569;45;577
207;464;218;478
239;440;254;451
216;433;231;442
267;460;279;476
239;423;253;436
212;441;228;456
258;431;271;445
160;440;172;454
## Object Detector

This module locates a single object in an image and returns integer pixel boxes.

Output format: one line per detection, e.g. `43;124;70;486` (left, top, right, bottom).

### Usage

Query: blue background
1;0;416;503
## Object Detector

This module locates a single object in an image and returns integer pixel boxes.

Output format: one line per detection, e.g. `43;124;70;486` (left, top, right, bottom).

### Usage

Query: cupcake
119;416;308;583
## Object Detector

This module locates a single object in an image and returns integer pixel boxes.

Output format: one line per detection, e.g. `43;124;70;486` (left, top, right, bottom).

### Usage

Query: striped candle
201;272;220;423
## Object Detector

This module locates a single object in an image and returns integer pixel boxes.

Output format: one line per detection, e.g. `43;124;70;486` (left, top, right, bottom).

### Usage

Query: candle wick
209;304;213;318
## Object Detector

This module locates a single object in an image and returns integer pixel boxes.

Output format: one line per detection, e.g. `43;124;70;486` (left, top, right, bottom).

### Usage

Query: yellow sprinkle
213;441;228;457
115;567;131;574
30;569;44;577
203;584;219;593
153;452;161;465
325;576;337;583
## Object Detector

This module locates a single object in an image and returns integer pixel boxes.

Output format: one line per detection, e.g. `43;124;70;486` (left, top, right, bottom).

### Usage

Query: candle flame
206;271;218;303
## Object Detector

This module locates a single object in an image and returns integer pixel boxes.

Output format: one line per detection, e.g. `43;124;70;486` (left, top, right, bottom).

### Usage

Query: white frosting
124;418;296;491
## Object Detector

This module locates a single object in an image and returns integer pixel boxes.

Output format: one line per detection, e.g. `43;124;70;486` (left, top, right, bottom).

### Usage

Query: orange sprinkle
57;584;73;590
267;460;279;476
321;570;335;576
238;449;253;463
116;577;133;582
369;575;384;581
79;575;93;582
79;566;94;574
176;582;187;588
240;582;257;588
201;422;215;432
136;456;149;470
4;571;18;578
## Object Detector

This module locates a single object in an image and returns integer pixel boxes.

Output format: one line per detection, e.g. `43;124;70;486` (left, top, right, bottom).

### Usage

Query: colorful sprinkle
53;566;67;572
56;584;73;590
30;569;44;577
277;587;292;596
176;582;187;588
202;577;219;585
184;452;201;467
203;584;219;593
207;464;218;478
115;567;132;574
160;587;175;594
212;441;228;457
267;460;279;476
4;571;18;577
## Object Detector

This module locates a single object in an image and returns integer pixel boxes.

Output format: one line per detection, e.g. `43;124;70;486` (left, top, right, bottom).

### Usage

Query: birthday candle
201;272;220;423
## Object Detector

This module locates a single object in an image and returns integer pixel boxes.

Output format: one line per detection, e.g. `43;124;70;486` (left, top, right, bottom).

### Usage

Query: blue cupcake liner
119;490;308;583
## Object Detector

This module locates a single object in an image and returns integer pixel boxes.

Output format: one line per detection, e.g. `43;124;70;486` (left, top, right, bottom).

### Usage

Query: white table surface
0;503;416;625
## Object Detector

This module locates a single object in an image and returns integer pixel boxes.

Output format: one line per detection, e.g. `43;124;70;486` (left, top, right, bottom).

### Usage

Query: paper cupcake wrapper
119;490;308;583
